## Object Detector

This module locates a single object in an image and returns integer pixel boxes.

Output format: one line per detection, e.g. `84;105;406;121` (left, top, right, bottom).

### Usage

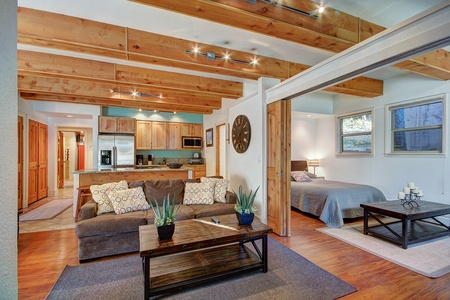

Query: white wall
291;113;318;171
0;0;18;297
204;78;279;224
311;73;450;207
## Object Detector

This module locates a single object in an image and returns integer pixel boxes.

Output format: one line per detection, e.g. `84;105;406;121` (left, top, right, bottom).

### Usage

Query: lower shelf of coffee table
150;244;262;290
368;220;450;246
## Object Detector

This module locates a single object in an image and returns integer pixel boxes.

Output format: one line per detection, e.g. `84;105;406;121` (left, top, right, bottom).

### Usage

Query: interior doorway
57;128;92;189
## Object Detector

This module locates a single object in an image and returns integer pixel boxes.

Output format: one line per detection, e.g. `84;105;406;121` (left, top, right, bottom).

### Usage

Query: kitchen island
71;166;193;218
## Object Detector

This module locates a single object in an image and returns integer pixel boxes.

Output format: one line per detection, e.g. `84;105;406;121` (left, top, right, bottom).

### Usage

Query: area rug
19;199;73;222
46;238;356;300
318;221;450;278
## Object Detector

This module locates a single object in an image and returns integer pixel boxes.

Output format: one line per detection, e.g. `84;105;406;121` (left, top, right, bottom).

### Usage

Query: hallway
19;183;76;234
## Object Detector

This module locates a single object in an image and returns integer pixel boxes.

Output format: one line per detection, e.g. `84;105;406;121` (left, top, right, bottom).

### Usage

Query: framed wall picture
206;128;213;147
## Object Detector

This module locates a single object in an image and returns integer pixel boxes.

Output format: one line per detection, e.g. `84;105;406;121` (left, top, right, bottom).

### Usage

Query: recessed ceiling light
67;115;73;118
318;5;325;13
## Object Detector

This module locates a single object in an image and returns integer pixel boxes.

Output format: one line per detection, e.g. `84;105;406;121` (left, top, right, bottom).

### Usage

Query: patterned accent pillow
183;182;215;205
90;180;128;215
291;171;312;182
200;177;230;203
107;186;150;215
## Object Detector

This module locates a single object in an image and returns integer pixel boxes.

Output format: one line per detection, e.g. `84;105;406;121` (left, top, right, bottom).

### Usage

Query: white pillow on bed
291;171;312;182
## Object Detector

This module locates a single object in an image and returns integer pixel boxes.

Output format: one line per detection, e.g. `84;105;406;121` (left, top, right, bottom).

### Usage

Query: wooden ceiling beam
18;74;222;109
18;50;242;97
324;77;384;98
19;92;214;114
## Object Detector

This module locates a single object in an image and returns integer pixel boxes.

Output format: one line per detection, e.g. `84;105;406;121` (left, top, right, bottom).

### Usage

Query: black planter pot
157;223;175;240
236;212;254;225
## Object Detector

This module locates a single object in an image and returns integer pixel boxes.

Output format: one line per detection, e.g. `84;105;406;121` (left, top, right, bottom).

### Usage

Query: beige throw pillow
107;186;150;215
183;182;215;205
200;177;230;203
90;180;128;215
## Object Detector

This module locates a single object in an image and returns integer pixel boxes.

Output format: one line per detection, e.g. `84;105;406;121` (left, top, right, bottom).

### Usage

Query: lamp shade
309;159;320;167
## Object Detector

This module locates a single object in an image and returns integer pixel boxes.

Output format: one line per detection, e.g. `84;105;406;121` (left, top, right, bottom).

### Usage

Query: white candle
398;192;405;199
403;187;410;194
408;182;415;188
418;190;423;196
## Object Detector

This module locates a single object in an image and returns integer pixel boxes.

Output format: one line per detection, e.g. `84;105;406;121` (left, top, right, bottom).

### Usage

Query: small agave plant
233;185;260;214
149;193;181;226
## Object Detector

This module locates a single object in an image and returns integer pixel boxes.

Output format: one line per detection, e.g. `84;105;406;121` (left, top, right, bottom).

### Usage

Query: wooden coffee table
361;200;450;249
139;214;272;299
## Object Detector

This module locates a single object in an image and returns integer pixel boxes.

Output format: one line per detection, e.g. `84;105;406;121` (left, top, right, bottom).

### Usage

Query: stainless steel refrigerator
98;134;135;169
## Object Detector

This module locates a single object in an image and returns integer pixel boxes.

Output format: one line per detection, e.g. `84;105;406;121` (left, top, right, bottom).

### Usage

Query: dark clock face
232;115;251;153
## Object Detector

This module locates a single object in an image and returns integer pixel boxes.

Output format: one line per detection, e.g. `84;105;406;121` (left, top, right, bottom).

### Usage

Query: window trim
384;94;446;157
336;109;374;156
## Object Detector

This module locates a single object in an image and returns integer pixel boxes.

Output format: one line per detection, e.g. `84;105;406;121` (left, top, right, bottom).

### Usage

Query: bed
290;160;386;228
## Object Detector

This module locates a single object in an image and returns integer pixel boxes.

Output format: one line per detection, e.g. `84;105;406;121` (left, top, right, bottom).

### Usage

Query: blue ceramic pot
236;212;254;225
157;223;175;240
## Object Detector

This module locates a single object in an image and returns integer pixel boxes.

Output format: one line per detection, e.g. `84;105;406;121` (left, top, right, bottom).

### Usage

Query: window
337;111;372;154
389;96;444;154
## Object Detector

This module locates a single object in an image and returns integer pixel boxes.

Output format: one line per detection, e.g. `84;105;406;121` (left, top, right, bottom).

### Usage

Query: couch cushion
107;186;150;215
144;179;185;205
200;177;230;203
75;211;147;238
90;180;128;215
145;205;195;224
188;203;236;218
183;182;215;205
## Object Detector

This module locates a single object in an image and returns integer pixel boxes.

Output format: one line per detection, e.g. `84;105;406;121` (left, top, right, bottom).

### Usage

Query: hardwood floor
18;210;450;299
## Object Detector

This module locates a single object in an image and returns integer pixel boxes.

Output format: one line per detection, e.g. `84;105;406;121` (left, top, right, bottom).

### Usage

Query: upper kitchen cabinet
136;120;152;150
180;123;203;137
167;123;181;150
99;116;135;134
152;122;167;150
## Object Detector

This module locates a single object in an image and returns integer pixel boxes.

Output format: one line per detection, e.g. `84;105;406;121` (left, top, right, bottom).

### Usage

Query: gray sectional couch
75;178;236;262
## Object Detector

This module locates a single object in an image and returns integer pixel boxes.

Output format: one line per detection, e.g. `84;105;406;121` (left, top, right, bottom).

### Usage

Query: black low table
361;200;450;249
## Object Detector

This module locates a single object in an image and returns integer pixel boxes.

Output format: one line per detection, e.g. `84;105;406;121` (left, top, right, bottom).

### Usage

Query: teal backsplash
102;107;203;123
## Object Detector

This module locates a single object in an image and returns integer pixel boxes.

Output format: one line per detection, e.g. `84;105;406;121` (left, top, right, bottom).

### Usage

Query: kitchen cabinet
99;116;135;134
188;164;206;178
167;123;181;150
152;122;167;149
136;121;152;150
181;123;203;137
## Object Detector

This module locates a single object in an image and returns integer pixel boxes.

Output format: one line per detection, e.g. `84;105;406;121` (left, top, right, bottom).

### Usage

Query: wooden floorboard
18;210;450;299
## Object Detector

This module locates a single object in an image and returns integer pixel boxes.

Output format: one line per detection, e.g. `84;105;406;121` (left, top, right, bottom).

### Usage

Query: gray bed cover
291;179;386;227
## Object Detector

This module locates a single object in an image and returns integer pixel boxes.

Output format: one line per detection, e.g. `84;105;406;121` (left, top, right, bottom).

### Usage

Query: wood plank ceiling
17;1;450;115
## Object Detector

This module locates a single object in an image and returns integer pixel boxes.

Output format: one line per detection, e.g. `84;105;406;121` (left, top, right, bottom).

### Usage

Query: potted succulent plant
149;193;181;240
233;185;260;225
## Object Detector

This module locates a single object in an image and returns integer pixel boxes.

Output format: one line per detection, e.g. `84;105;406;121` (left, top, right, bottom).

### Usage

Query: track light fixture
185;49;258;65
246;0;323;19
109;89;163;99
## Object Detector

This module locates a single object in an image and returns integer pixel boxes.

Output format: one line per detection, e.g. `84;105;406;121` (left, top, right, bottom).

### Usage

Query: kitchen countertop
73;166;192;174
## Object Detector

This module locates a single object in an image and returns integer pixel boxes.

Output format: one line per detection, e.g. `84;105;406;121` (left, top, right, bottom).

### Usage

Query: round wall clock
232;114;251;153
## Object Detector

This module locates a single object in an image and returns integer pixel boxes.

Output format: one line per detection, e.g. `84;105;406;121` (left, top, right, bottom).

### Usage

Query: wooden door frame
215;122;226;176
18;116;23;210
266;99;291;236
57;131;64;189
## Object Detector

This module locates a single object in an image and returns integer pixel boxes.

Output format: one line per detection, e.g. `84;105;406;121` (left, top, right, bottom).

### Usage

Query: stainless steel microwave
182;136;202;148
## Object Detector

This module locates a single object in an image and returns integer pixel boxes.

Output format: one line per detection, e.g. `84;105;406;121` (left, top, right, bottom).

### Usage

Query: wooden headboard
291;160;308;172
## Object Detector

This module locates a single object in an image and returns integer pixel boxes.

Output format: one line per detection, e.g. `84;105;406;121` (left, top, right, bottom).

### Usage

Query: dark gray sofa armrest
79;199;98;221
225;191;236;204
